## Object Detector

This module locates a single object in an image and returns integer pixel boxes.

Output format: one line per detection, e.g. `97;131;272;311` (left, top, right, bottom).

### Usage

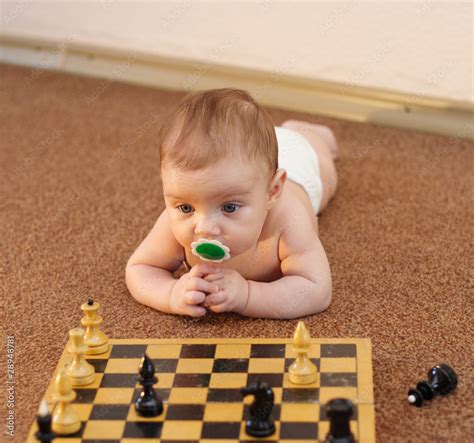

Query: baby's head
158;88;287;258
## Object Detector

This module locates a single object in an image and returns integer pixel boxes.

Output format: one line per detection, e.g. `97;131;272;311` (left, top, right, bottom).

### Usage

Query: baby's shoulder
272;180;319;240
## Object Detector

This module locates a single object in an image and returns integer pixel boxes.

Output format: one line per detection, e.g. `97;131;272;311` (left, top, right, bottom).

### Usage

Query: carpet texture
1;63;473;442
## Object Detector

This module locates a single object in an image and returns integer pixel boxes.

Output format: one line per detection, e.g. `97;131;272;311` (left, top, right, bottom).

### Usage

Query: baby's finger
208;302;228;313
189;263;220;278
184;291;206;305
184;305;207;317
187;277;220;294
204;291;226;307
203;273;223;283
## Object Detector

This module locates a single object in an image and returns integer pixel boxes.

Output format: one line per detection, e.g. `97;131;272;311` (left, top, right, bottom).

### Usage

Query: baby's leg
281;119;338;213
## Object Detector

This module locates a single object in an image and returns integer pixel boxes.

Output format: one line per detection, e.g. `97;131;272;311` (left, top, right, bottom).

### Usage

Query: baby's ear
266;168;287;209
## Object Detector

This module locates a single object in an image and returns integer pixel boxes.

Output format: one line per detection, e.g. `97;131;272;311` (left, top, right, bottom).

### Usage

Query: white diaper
275;126;323;214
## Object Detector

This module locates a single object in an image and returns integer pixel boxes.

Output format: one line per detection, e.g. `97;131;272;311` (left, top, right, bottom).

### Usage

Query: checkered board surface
28;338;375;442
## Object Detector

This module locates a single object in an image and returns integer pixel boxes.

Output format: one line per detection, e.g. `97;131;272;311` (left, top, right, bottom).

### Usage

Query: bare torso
181;179;318;282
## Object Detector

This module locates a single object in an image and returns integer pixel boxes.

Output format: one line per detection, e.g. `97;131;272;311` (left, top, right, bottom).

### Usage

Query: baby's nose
195;228;220;238
195;220;220;237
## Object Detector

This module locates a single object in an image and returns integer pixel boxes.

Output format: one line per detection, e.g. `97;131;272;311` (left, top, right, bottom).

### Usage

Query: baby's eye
223;203;240;213
176;203;240;214
177;204;193;214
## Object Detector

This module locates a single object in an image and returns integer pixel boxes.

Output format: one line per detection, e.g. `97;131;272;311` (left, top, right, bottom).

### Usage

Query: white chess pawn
51;369;81;435
289;321;317;384
66;327;95;385
81;298;109;354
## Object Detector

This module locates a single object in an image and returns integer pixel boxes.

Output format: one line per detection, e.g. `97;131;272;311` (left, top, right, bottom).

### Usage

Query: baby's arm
242;206;332;319
125;209;184;313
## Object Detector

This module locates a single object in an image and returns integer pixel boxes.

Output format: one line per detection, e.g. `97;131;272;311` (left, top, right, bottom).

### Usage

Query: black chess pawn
35;400;56;443
325;398;355;443
407;363;458;407
241;379;275;437
134;354;163;417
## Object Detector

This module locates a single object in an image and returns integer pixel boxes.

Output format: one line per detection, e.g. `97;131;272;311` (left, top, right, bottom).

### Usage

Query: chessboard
27;337;375;442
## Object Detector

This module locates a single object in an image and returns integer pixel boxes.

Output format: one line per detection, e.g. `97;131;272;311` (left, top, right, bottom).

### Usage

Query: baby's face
162;157;277;258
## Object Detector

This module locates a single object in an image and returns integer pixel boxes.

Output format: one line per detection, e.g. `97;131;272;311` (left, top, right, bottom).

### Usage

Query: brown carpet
1;63;473;442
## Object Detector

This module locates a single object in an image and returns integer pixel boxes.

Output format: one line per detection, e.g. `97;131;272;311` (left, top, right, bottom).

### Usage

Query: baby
126;88;339;319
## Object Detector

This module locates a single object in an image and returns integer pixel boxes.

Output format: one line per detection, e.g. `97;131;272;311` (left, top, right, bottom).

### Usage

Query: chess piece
325;398;355;443
289;321;317;384
135;354;163;417
241;379;275;437
35;400;56;443
81;298;109;354
51;369;81;435
407;363;458;407
65;327;95;386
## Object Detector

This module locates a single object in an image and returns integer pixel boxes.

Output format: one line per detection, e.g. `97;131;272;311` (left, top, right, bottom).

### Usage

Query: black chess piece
35;402;56;443
325;398;355;443
134;354;163;417
240;379;275;437
407;363;458;407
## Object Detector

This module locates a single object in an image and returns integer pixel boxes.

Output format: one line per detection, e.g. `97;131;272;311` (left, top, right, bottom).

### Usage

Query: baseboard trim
1;33;473;140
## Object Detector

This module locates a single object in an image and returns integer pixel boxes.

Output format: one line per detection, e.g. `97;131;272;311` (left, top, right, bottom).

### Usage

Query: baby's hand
203;268;249;314
170;263;221;317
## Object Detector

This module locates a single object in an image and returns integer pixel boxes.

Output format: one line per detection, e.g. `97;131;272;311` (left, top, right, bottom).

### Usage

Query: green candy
195;242;226;260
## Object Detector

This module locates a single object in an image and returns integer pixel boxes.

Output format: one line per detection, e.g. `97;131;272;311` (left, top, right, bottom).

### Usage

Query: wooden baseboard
1;33;473;140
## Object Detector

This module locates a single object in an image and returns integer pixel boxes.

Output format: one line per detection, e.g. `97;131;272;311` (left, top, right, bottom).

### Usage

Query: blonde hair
157;88;278;184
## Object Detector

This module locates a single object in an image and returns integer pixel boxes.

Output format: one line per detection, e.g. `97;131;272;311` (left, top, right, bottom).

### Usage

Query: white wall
1;0;472;103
